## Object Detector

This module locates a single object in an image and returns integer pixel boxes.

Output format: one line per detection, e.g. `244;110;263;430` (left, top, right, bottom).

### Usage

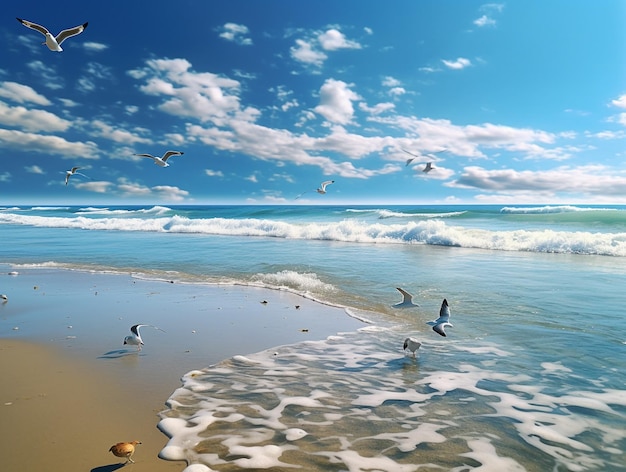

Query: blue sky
2;0;626;205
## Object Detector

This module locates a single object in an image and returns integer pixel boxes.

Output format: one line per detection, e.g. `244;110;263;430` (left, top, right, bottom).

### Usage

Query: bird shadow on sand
90;462;126;472
98;349;142;359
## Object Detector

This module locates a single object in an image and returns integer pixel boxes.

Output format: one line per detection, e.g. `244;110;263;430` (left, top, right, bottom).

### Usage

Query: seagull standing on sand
134;150;184;167
403;337;421;356
123;324;165;350
109;440;141;464
427;299;453;337
392;287;420;308
16;18;88;52
65;166;88;185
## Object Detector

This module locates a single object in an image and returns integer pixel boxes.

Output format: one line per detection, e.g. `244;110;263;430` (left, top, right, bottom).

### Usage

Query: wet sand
0;267;365;471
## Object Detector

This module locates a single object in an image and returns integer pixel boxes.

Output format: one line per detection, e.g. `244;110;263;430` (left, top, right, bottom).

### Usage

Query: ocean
1;204;625;471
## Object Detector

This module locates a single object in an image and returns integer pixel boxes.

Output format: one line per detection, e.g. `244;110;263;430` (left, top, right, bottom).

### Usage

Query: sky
1;0;626;205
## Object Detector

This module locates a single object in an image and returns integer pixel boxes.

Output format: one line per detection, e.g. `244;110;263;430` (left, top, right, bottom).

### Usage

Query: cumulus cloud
219;23;252;45
314;79;360;124
610;94;626;109
0;129;99;157
89;119;152;145
290;39;327;68
0;81;51;105
0;101;72;132
317;29;361;51
129;57;244;125
474;15;496;27
442;57;472;70
290;28;361;69
205;169;224;177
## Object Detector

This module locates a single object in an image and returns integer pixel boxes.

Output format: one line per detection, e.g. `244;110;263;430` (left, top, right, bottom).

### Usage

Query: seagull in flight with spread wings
392;287;420;308
64;166;89;186
16;18;88;52
296;180;335;199
134;150;184;167
427;299;453;337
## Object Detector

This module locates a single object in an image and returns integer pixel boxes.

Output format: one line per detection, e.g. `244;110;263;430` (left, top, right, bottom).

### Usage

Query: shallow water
2;204;626;471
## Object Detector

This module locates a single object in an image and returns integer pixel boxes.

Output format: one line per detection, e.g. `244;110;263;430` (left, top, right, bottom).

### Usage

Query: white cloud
83;41;109;52
219;23;252;45
25;165;45;174
0;129;99;157
290;39;327;67
317;29;361;51
0;101;72;132
450;165;626;197
26;61;64;90
314;79;360;124
610;94;626;109
90;119;152;145
205;169;224;177
359;102;395;115
130;58;244;125
0;172;11;182
474;15;496;27
442;57;472;70
75;181;112;193
0;81;51;105
382;76;401;87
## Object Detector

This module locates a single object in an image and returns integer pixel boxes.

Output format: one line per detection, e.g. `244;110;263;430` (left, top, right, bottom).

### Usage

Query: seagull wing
70;166;81;173
423;162;433;172
438;299;450;322
135;153;158;162
320;180;335;192
55;22;88;45
161;150;184;162
405;157;415;166
396;287;413;304
432;323;449;337
16;18;50;36
401;149;421;158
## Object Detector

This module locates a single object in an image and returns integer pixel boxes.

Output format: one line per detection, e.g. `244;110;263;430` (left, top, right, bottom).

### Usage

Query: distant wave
76;205;173;216
500;205;620;214
346;208;466;219
1;212;625;256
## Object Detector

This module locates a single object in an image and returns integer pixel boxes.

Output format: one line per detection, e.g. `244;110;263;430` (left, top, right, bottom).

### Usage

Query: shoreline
0;266;366;471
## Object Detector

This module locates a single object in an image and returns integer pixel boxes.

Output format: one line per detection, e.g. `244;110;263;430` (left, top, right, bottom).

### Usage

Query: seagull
64;166;89;185
316;180;335;194
392;287;420;308
295;180;335;199
427;299;453;337
401;148;446;169
123;324;165;350
16;18;88;52
134;150;184;167
109;440;141;464
403;337;421;356
1;294;7;304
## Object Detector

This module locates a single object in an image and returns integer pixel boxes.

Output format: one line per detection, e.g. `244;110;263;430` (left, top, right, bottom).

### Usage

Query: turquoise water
1;204;625;471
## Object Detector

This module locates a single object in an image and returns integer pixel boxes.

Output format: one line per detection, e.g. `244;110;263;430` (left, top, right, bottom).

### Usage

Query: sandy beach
0;267;365;471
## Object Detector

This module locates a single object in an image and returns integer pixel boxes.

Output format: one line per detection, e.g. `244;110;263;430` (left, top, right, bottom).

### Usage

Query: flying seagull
427;299;453;337
317;180;335;194
403;337;421;356
401;148;446;168
109;441;142;464
123;324;165;350
16;18;88;52
134;150;184;167
296;180;335;199
392;287;420;308
64;166;89;185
